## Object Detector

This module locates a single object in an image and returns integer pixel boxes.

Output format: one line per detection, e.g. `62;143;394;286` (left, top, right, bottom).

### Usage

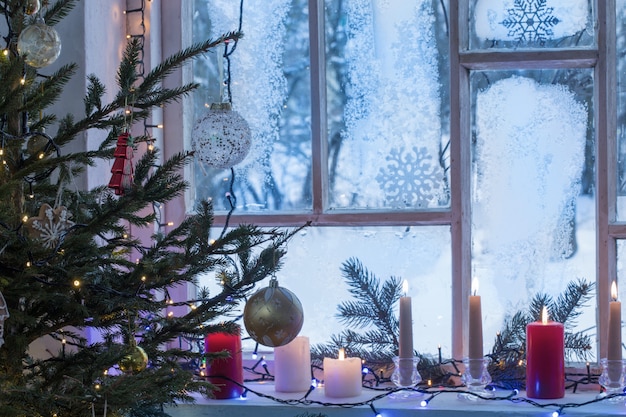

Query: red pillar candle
525;307;564;399
204;329;244;399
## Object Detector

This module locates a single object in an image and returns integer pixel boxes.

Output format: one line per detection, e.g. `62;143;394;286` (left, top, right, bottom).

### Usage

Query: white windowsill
165;383;623;417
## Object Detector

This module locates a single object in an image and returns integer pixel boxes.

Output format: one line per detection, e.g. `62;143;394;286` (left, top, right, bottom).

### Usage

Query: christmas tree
0;1;298;415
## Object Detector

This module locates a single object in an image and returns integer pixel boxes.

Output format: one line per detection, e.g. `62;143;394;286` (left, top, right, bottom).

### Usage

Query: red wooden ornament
108;132;134;195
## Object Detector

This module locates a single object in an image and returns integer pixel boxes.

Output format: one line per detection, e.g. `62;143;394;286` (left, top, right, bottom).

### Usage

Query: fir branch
550;278;594;328
139;32;242;94
84;74;105;115
41;0;77;27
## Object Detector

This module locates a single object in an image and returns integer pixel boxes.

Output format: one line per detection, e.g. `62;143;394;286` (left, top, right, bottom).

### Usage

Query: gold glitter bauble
243;278;303;347
24;0;41;15
119;346;148;374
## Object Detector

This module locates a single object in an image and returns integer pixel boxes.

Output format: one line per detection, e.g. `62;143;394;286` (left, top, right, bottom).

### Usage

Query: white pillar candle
398;280;413;359
323;348;362;398
274;336;311;392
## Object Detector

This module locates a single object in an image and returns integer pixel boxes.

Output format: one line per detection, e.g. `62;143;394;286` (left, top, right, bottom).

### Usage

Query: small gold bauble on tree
191;102;251;170
243;277;304;347
119;345;148;374
17;16;62;68
24;0;41;15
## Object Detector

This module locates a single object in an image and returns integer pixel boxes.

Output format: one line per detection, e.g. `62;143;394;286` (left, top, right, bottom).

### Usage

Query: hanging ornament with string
191;102;251;170
17;14;61;68
191;0;251;171
243;276;304;347
108;132;134;196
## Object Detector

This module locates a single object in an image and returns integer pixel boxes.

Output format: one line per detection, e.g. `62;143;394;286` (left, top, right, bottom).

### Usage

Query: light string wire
216;0;244;240
201;370;620;417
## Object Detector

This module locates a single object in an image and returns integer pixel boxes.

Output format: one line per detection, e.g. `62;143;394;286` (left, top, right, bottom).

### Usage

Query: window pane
325;0;450;210
470;0;594;50
192;0;312;213
471;71;596;358
199;226;452;356
617;2;626;219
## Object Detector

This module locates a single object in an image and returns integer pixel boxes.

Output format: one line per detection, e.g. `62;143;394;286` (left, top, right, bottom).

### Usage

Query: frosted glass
198;226;452;357
326;0;450;210
470;0;594;49
471;72;596;359
192;0;312;212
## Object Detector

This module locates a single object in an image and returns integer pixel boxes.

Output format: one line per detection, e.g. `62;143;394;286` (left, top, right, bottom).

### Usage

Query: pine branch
41;0;77;26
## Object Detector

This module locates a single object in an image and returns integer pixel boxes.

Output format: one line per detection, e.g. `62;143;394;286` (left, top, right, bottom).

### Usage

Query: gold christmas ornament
191;102;251;170
119;345;148;374
243;277;304;347
24;0;41;15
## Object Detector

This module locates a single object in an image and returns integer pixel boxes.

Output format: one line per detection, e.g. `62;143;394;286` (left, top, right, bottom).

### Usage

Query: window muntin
469;0;594;50
470;70;596;354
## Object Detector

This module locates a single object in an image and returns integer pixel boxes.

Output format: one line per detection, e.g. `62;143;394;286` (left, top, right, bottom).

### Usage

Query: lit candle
468;278;484;379
608;281;622;361
274;336;312;392
525;306;564;399
468;278;483;360
399;280;413;359
323;348;362;398
607;281;622;382
204;329;244;399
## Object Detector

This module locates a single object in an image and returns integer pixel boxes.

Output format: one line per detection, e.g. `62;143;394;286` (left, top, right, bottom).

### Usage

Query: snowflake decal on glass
25;203;74;249
376;146;442;209
500;0;560;43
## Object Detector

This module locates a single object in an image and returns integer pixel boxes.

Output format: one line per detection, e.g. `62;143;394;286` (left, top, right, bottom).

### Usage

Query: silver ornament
191;102;252;170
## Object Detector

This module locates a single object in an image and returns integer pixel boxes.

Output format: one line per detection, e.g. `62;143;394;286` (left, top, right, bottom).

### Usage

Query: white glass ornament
191;102;251;170
17;16;62;68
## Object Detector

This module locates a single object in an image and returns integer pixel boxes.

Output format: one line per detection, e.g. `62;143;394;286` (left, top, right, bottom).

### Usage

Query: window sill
166;383;621;417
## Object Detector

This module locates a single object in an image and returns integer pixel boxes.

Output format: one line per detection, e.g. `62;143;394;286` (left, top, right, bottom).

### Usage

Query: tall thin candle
468;278;483;360
608;281;622;361
468;278;484;379
398;280;413;359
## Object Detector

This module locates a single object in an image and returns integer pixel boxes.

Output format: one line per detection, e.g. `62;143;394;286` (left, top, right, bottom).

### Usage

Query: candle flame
611;281;618;302
471;277;479;296
541;306;548;324
402;280;409;296
338;348;345;360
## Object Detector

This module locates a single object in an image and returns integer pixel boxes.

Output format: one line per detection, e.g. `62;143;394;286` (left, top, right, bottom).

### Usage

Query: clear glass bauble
191;102;251;170
17;16;62;68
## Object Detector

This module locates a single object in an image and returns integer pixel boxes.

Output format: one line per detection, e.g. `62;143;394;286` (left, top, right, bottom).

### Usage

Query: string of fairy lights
196;353;619;417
